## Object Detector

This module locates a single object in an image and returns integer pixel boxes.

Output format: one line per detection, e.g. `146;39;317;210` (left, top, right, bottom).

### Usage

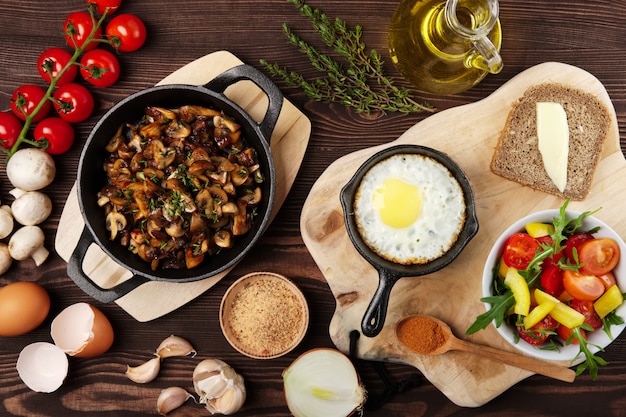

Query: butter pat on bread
490;83;610;200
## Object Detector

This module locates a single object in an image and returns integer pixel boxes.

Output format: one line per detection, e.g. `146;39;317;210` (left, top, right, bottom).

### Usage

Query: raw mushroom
8;225;49;266
6;148;56;191
0;243;12;275
0;205;14;239
9;189;52;226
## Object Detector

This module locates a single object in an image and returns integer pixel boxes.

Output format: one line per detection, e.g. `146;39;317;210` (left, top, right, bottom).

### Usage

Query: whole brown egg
0;281;50;336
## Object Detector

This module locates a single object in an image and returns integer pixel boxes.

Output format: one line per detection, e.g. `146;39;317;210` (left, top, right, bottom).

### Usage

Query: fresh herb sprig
466;200;619;380
260;0;433;115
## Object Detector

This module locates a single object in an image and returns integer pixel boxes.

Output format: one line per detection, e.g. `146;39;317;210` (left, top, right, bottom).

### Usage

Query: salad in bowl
468;201;625;379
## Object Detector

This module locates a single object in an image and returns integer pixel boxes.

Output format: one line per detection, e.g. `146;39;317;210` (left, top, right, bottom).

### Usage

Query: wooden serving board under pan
300;62;625;407
55;51;311;322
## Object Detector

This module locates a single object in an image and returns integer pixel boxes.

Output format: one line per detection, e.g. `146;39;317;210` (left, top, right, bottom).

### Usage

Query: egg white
354;154;466;265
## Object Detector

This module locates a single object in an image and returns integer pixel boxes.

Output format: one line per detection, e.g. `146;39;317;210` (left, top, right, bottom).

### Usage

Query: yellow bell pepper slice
535;288;585;328
524;297;558;329
525;222;555;238
504;267;530;316
594;285;624;318
498;256;508;279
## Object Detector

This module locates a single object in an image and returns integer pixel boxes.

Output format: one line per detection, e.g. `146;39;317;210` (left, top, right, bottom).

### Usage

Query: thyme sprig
260;0;433;115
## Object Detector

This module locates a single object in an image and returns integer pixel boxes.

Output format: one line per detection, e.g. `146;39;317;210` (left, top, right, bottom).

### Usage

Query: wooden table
1;0;626;416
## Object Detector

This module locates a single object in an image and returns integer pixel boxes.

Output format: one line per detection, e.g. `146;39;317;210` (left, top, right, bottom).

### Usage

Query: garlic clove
157;386;194;415
125;356;161;383
156;335;196;359
193;359;246;415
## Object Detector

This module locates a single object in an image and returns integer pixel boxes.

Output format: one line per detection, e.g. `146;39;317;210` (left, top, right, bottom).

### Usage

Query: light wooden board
55;51;311;322
300;62;625;407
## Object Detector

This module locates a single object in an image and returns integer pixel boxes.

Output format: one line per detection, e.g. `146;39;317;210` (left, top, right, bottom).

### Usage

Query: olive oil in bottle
389;0;502;95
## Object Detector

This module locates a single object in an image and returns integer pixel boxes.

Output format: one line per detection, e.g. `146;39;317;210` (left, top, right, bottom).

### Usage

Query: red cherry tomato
597;271;617;290
80;49;121;88
0;112;23;149
570;299;603;330
10;84;51;122
564;233;594;263
517;315;557;346
64;11;102;51
503;232;540;270
87;0;122;15
37;48;78;86
34;117;75;155
53;83;95;123
557;324;585;344
106;14;147;52
578;238;620;276
562;270;605;301
540;264;564;297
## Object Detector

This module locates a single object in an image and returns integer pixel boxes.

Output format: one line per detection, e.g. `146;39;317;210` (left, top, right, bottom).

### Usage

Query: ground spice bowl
219;272;309;359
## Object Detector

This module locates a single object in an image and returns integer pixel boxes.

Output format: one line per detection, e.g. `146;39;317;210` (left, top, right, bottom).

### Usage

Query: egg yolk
372;178;422;228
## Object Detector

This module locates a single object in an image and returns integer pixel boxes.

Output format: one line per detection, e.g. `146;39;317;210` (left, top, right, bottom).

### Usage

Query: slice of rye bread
490;83;611;201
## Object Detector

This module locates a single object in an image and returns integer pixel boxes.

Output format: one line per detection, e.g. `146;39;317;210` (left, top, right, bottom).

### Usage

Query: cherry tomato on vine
10;84;51;122
502;232;540;270
578;238;620;276
37;48;78;86
106;14;147;52
34;117;75;155
80;49;121;88
53;83;95;123
88;0;122;15
0;112;23;149
64;11;102;51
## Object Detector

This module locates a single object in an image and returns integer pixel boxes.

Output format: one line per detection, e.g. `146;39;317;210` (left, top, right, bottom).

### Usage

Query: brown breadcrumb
228;277;305;356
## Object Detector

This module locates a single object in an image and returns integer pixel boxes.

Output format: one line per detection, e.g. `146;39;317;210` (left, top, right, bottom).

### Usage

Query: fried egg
353;153;466;265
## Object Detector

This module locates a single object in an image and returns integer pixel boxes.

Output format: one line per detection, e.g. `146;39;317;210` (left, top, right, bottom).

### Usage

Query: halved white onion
283;348;366;417
16;342;69;393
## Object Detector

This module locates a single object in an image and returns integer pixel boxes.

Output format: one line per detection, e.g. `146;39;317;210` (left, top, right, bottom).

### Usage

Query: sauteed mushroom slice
146;106;177;121
106;211;127;240
166;119;192;139
178;105;221;122
214;229;233;249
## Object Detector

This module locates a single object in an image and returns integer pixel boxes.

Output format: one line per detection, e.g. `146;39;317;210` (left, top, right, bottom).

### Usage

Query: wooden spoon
395;315;576;383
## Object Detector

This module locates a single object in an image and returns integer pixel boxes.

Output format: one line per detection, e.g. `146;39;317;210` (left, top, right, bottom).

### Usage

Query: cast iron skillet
340;144;479;337
67;64;282;303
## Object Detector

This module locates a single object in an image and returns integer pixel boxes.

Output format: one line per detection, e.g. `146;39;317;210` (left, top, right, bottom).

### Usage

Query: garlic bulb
156;335;196;359
125;356;161;383
157;386;194;415
193;359;246;415
283;348;366;417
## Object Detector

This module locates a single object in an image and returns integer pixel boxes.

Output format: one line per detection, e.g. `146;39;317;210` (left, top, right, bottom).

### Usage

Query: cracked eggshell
51;303;114;358
17;342;69;393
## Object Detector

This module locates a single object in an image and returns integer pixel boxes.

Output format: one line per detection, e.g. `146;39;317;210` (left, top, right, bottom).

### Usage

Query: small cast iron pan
68;64;283;303
340;144;479;337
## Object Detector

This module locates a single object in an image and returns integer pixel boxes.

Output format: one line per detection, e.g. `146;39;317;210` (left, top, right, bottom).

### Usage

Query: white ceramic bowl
482;209;626;361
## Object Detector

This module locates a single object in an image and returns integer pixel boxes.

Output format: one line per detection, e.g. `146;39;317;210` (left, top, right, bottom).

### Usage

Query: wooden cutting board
300;62;625;407
55;51;311;322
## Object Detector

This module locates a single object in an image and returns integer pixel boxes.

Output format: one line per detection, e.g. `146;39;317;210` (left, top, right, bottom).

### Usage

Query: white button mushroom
6;148;56;191
9;189;52;226
0;206;14;239
0;243;13;275
8;225;49;266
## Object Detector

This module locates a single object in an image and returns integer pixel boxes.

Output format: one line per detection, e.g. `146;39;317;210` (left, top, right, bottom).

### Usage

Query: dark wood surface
1;0;626;416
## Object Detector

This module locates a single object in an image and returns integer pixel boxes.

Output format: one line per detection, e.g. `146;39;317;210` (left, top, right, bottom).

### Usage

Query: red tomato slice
597;271;617;290
557;324;585;344
562;270;605;301
503;232;540;270
517;315;557;346
540;264;564;297
570;299;603;330
578;238;620;276
564;233;594;263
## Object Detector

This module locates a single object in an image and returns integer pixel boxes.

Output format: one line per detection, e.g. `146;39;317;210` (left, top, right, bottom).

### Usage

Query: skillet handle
67;228;150;303
361;270;400;337
204;64;283;141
